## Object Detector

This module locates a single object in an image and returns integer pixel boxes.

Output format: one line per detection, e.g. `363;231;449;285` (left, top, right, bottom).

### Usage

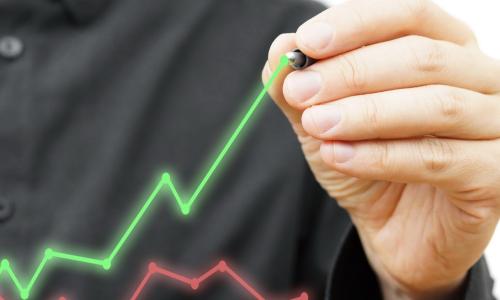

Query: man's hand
263;0;500;299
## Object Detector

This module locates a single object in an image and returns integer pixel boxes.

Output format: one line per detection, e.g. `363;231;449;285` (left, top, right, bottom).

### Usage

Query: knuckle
361;95;381;133
402;0;431;23
344;5;369;37
433;87;467;123
337;54;367;91
418;138;454;173
407;36;447;73
372;141;393;173
460;22;477;45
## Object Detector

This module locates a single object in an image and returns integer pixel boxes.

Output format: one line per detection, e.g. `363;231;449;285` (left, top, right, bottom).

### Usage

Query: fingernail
333;143;355;163
298;22;335;50
303;107;341;133
284;71;322;104
321;143;355;165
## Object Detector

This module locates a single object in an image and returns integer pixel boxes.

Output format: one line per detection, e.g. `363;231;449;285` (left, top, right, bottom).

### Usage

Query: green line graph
0;55;289;300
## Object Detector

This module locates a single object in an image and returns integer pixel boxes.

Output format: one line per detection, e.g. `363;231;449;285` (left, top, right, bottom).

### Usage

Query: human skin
262;0;500;299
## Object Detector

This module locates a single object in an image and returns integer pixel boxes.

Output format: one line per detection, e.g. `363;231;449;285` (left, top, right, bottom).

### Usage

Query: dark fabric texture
327;227;383;300
328;228;497;300
465;257;497;300
0;0;495;299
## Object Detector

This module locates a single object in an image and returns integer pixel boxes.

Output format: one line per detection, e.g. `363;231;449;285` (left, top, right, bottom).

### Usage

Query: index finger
296;0;476;59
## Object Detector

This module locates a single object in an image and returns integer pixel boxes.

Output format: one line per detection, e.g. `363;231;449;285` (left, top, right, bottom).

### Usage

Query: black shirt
0;0;495;299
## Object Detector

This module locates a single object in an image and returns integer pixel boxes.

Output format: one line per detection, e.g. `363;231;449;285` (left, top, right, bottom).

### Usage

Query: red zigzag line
0;261;308;300
130;260;309;300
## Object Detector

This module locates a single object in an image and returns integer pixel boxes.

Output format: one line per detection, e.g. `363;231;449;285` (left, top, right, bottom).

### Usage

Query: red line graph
1;261;308;300
130;260;309;300
0;260;309;300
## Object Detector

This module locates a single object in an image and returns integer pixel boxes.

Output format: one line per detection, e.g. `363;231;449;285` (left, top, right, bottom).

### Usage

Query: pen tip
285;51;299;63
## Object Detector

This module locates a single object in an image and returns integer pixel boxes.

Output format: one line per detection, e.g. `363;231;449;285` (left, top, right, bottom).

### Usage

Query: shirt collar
59;0;113;23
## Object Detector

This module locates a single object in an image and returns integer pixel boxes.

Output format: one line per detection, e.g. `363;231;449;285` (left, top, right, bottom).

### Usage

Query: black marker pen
286;49;317;70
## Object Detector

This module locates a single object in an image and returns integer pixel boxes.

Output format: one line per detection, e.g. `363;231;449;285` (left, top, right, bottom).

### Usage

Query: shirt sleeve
464;256;497;300
325;226;497;300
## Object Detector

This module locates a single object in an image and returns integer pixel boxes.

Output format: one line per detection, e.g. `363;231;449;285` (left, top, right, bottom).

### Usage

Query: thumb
262;33;303;127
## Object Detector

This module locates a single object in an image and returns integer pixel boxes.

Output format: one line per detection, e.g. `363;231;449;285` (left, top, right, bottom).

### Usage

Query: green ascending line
0;55;289;300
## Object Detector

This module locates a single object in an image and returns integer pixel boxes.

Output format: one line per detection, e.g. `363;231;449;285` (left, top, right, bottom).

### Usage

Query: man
0;0;497;299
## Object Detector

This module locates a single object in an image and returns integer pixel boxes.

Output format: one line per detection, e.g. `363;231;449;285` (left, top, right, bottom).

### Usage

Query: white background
316;0;499;297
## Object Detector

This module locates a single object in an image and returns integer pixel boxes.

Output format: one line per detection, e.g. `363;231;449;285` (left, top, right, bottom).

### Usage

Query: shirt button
0;197;15;223
0;36;24;60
